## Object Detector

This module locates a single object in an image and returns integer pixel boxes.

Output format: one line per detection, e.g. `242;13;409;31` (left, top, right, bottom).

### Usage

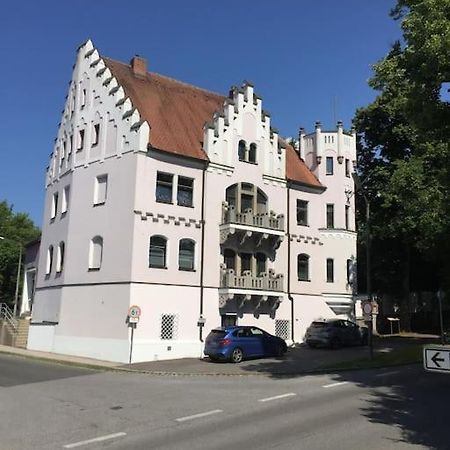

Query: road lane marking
258;393;297;402
176;409;223;422
63;432;127;448
375;371;400;377
322;381;349;388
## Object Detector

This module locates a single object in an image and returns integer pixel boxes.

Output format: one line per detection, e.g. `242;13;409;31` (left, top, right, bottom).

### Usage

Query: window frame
89;236;103;271
326;156;334;175
296;199;308;226
178;239;195;271
177;176;194;207
149;235;168;269
297;254;310;281
94;174;108;206
56;242;65;273
326;203;334;229
156;172;174;204
326;258;334;283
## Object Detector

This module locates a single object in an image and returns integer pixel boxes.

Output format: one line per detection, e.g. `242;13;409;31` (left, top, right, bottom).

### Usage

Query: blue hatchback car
204;326;287;363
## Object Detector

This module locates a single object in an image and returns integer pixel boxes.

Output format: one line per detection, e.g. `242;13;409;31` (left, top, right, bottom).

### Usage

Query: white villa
26;40;357;362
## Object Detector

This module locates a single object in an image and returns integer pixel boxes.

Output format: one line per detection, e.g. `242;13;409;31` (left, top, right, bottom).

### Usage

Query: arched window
149;235;167;268
178;239;195;271
249;143;257;163
46;246;54;275
89;236;103;270
225;183;268;214
256;252;267;275
238;140;246;161
56;242;65;273
297;254;309;281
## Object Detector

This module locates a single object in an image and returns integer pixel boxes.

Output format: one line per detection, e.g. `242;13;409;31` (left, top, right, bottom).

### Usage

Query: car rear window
207;330;226;340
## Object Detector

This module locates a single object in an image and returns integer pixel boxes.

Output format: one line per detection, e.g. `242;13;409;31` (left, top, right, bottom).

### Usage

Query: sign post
127;305;141;367
424;345;450;374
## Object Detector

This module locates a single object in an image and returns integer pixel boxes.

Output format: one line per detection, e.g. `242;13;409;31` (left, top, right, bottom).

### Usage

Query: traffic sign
128;305;141;319
423;345;450;373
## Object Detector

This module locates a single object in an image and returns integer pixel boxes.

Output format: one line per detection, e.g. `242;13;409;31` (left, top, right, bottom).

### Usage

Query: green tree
354;0;450;330
0;201;40;309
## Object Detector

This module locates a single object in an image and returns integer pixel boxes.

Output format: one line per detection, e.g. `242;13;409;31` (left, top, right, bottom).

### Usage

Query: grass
318;344;423;371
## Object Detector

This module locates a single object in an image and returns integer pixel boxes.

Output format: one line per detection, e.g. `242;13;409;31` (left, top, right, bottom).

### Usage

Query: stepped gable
103;56;322;188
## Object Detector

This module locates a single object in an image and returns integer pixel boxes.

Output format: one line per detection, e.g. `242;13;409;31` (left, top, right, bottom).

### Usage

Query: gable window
345;205;350;230
326;204;334;228
326;157;334;175
77;129;85;151
94;175;108;205
297;254;310;281
46;246;54;275
345;158;350;177
326;258;334;282
62;185;70;215
149;235;167;268
89;236;103;270
238;140;246;161
296;200;308;226
177;176;193;207
156;172;173;204
178;239;195;271
92;124;100;146
248;143;257;163
56;242;65;273
51;192;58;220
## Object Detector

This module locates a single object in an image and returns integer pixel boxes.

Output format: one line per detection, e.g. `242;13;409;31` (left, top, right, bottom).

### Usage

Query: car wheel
330;338;341;349
230;347;244;363
274;344;285;357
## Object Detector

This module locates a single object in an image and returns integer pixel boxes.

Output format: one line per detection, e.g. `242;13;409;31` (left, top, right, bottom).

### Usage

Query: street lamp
0;236;23;317
352;174;374;359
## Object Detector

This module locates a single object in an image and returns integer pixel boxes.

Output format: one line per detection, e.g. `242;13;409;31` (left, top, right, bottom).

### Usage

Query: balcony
218;266;284;318
220;202;285;252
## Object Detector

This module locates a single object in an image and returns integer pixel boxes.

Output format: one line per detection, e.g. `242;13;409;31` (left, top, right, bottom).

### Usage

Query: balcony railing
221;202;284;231
220;267;284;292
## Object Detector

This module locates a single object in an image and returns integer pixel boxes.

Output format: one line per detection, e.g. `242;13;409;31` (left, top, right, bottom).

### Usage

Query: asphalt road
0;353;449;450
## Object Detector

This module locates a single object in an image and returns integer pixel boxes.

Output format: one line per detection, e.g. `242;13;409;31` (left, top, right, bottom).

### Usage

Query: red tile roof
103;57;322;188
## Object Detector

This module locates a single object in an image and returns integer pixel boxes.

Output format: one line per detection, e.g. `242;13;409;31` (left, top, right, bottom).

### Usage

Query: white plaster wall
27;324;56;352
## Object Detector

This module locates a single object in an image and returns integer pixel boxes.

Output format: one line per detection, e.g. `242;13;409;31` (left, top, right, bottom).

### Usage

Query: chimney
130;55;147;78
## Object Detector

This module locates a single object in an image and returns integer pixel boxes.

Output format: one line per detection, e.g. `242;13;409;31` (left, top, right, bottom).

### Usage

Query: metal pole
438;290;445;345
366;197;373;360
13;246;22;317
129;324;135;367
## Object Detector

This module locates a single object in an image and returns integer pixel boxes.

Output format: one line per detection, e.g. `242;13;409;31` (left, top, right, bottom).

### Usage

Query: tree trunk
400;243;412;332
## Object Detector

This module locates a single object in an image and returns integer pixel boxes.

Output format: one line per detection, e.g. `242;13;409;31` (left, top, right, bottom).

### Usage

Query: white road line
63;432;127;448
176;409;223;422
258;392;297;402
322;381;349;389
375;370;400;377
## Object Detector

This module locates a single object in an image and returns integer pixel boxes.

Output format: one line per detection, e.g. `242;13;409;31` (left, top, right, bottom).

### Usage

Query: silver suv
305;319;368;349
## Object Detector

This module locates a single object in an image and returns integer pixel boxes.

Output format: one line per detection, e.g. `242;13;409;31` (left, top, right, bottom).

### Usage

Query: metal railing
222;202;284;231
0;303;18;331
220;267;284;292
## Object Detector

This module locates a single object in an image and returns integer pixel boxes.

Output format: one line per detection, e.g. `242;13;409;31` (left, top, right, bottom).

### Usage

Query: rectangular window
296;200;308;226
62;185;70;214
160;314;177;340
94;175;108;205
51;192;58;220
177;176;194;207
347;259;353;284
326;258;334;283
77;129;85;151
326;204;334;228
326;157;334;175
345;158;350;177
240;253;252;274
156;172;173;203
92;124;100;146
345;205;350;230
275;320;290;340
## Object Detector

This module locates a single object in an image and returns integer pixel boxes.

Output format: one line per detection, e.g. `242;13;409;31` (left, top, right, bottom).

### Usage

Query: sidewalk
0;335;437;377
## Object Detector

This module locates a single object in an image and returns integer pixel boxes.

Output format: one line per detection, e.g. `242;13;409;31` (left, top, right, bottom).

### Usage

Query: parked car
204;326;287;363
305;319;368;349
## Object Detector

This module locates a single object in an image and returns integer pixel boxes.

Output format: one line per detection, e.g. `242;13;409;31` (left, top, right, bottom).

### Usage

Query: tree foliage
354;0;450;328
0;201;40;308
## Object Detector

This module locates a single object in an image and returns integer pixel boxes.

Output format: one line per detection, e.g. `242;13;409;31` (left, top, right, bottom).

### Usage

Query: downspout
199;164;206;342
287;182;295;343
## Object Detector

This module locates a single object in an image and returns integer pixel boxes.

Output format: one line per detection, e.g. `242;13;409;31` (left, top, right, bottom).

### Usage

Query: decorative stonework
134;210;202;228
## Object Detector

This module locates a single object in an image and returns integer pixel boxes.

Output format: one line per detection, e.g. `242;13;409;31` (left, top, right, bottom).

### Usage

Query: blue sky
0;0;400;225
